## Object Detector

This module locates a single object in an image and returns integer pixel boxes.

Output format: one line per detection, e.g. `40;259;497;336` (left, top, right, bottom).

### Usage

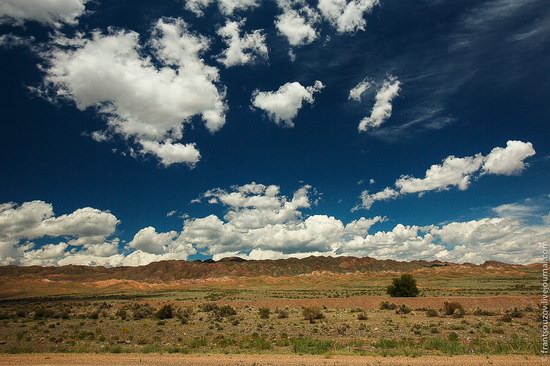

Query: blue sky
0;0;549;266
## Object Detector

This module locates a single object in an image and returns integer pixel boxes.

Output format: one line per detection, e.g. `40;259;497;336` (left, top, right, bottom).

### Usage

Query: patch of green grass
292;337;332;355
374;338;399;349
240;333;272;351
424;338;463;355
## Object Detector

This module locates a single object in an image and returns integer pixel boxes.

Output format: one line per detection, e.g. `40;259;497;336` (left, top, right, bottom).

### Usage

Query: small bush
132;304;154;320
276;309;289;319
510;308;523;318
16;309;29;318
219;305;236;317
499;313;513;323
115;308;127;320
156;305;174;319
258;307;270;319
200;303;219;312
34;307;54;320
443;302;464;317
177;306;193;323
426;308;438;317
448;332;459;341
395;304;411;315
357;312;368;320
387;274;419;297
379;301;397;310
302;307;324;323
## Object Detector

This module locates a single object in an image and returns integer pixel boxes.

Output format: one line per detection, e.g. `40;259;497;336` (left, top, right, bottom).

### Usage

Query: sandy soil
0;354;546;366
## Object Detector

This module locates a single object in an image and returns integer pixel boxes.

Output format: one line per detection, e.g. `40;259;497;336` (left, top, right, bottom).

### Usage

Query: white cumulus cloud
318;0;380;33
2;184;548;266
37;17;226;167
252;80;325;127
275;0;320;47
217;20;268;67
356;141;536;210
482;140;536;175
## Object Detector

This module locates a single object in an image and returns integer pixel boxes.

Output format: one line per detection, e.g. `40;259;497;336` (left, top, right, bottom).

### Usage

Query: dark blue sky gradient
0;0;548;250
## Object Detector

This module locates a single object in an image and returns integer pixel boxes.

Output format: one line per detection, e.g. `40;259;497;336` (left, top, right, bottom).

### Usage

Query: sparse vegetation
0;267;542;357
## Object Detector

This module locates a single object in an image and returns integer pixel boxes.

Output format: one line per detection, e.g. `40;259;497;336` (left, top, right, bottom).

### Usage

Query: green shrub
302;307;324;323
510;308;523;318
115;308;127;320
34;307;54;320
379;301;397;310
258;307;270;319
155;304;174;319
132;304;154;320
499;313;513;323
387;274;419;297
276;309;289;319
200;303;219;312
448;332;459;341
395;304;411;314
426;308;438;317
443;302;464;318
219;305;236;317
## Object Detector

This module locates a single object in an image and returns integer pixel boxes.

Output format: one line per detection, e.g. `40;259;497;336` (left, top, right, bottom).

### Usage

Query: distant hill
0;256;516;283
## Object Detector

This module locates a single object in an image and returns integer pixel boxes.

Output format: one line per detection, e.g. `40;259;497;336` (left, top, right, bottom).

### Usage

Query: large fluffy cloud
317;0;380;33
216;20;268;67
37;17;226;167
251;80;325;127
275;0;320;47
0;0;87;27
356;141;536;210
358;76;401;132
482;140;537;175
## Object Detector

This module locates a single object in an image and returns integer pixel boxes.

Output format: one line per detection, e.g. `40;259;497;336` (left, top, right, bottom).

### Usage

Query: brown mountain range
0;256;517;283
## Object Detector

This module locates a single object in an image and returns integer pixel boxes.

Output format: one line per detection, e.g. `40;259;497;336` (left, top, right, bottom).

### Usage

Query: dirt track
0;354;547;366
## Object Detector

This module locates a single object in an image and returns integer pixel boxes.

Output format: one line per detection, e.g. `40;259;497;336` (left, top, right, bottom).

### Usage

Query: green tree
387;274;419;297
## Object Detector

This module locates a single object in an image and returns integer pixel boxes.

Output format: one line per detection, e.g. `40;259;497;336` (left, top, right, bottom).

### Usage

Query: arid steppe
0;257;546;365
